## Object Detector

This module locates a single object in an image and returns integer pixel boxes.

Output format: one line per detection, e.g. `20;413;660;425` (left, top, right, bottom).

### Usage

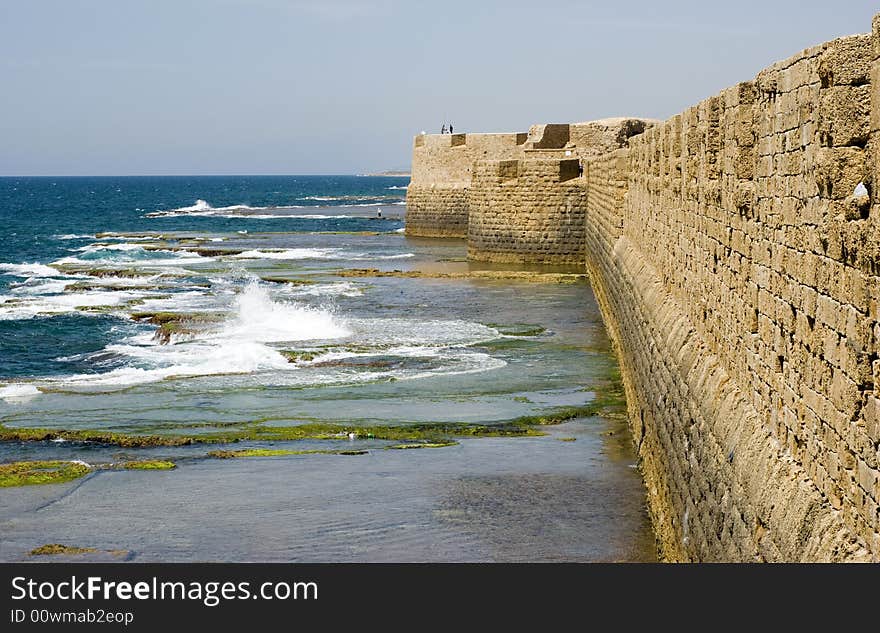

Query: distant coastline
361;170;411;177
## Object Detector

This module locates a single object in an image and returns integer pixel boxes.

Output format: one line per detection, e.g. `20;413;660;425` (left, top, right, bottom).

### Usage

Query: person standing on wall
441;124;447;134
449;123;454;134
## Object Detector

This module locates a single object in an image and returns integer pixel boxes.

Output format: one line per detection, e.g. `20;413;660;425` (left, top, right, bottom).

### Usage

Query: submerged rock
29;544;98;556
129;311;227;344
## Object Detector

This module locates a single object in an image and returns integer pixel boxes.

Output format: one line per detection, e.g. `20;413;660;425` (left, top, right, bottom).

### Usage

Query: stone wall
468;158;587;264
466;118;651;263
582;30;879;560
406;132;526;237
404;14;880;561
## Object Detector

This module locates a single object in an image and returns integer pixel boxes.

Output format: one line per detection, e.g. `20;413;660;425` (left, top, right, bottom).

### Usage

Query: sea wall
405;133;526;237
467;158;587;264
467;119;652;263
584;29;879;561
404;14;880;561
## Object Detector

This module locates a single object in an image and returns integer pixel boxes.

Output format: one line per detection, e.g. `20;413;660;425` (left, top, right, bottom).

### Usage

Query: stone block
818;85;871;147
814;147;867;200
818;35;872;86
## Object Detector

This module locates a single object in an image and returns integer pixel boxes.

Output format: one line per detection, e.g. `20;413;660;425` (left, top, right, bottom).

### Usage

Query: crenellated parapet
405;132;527;237
466;118;652;262
405;117;652;250
467;157;587;264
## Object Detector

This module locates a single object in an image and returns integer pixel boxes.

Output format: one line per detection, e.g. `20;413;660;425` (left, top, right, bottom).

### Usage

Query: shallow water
0;176;655;561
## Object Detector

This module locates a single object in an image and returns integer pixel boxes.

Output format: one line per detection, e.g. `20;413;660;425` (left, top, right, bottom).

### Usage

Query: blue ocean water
0;175;407;264
0;175;657;563
0;175;407;381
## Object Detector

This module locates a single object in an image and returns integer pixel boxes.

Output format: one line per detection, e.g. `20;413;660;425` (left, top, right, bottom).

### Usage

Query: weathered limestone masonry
405;15;880;561
405;120;651;246
405;133;526;237
585;26;880;561
467;157;588;264
467;119;652;263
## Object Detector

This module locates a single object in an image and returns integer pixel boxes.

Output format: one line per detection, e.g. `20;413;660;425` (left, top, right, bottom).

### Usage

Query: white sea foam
56;341;294;387
74;242;144;253
0;263;63;278
52;244;214;268
95;234;157;241
371;253;414;259
286;343;505;382
8;278;76;295
0;288;154;320
218;283;351;343
128;290;221;314
0;384;41;402
283;282;363;298
18;279;504;390
345;318;499;348
55;234;94;240
147;197;403;219
386;186;409;190
232;248;338;260
41;284;350;388
145;200;312;218
176;199;214;212
68;274;163;288
401;351;506;380
231;248;413;261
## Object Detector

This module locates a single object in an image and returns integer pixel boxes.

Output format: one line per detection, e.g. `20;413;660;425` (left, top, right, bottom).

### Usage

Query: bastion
404;14;880;561
405;132;526;237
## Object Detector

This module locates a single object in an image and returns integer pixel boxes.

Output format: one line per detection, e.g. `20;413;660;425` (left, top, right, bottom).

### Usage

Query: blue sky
1;0;877;175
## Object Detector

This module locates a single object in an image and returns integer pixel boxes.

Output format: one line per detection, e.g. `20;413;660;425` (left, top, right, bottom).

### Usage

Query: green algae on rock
120;460;176;470
129;311;227;344
54;265;161;278
0;425;199;448
279;350;322;363
29;544;98;556
0;405;605;452
387;440;458;450
337;268;588;283
0;460;91;487
208;448;368;458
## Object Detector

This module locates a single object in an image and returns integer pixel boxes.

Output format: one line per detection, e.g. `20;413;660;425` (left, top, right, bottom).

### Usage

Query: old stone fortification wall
467;158;587;263
467;119;651;263
405;133;526;237
404;15;880;561
583;27;879;560
406;120;651;244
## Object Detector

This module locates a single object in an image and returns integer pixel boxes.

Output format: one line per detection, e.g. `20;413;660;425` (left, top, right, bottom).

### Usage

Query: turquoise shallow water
0;176;655;561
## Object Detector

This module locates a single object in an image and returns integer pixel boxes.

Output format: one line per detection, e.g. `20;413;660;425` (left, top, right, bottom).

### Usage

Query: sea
0;175;655;561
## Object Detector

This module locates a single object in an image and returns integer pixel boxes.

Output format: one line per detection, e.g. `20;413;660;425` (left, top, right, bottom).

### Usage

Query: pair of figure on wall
440;123;454;134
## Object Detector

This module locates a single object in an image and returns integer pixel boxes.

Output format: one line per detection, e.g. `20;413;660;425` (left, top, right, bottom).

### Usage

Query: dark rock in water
129;311;226;344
